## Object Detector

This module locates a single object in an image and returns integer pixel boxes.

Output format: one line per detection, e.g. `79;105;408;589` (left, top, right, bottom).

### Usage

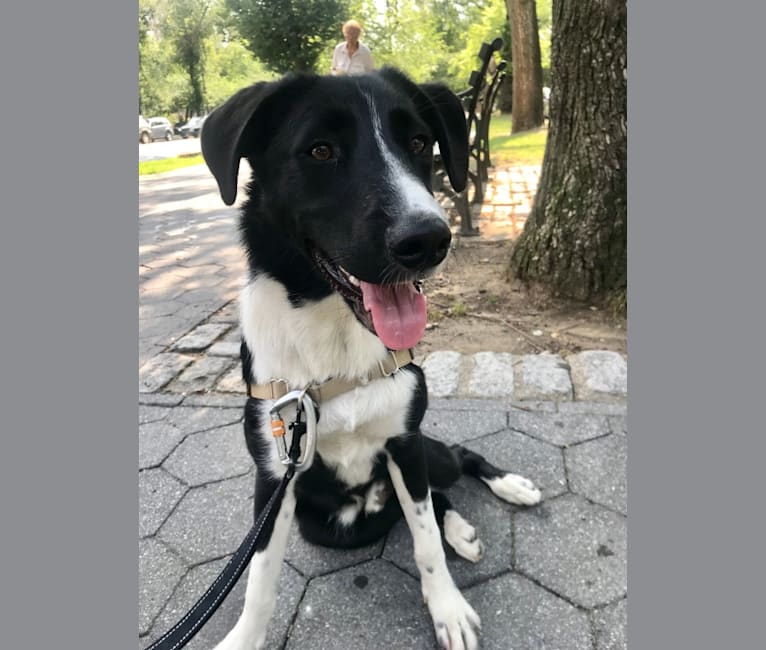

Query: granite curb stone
421;350;461;397
567;351;627;402
515;353;573;401
468;351;514;397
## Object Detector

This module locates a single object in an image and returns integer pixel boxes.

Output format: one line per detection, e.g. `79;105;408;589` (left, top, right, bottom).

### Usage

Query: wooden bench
432;38;507;236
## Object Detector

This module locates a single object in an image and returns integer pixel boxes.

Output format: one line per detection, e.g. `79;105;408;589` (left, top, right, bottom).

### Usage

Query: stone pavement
139;165;626;649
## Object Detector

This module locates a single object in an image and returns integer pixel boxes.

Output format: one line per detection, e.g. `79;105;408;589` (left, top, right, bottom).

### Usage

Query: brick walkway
461;165;542;241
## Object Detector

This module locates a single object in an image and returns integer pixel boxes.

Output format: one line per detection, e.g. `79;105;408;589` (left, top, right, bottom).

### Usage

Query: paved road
139;136;202;162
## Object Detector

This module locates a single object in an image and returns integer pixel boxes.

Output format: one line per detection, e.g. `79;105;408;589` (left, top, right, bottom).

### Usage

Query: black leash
145;406;310;650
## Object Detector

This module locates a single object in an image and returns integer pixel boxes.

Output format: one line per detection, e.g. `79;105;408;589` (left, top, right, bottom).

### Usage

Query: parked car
180;115;207;139
139;116;152;144
147;117;174;141
139;115;174;143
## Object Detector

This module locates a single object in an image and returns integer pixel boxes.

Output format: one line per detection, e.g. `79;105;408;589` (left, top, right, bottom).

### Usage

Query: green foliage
226;0;350;74
138;0;552;120
166;0;218;115
536;0;552;84
359;0;452;84
488;113;547;165
451;0;508;87
139;154;206;176
139;0;277;118
205;39;277;108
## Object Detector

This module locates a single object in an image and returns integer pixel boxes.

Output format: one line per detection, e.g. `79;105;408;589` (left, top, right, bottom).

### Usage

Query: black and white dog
201;68;541;650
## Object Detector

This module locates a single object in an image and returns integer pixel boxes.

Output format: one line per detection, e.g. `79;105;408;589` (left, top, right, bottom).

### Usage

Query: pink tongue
360;281;427;350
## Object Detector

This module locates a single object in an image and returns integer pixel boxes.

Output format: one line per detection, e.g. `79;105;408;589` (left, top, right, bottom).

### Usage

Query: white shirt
331;41;375;76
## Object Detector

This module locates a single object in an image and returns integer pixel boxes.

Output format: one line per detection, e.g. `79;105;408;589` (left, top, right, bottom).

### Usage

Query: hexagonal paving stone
566;434;627;515
420;408;506;446
609;415;627;435
508;410;611;447
139;420;185;469
139;468;187;538
383;483;513;589
163;423;252;486
464;572;592;650
139;538;186;636
159;473;255;564
167;406;242;434
462;430;567;500
285;524;385;578
515;494;627;608
285;559;433;649
144;558;306;650
593;598;627;650
139;405;172;425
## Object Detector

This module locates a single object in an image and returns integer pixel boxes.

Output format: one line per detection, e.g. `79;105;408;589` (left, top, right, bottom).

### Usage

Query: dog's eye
310;144;334;161
410;136;427;155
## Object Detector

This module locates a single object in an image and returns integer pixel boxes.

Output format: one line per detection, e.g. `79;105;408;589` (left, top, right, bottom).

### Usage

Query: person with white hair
330;19;375;76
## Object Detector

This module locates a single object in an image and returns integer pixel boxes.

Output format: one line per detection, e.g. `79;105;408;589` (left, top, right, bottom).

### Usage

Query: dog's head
201;68;468;350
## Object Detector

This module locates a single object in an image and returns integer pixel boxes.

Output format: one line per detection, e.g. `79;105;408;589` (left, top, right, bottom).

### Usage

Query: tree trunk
511;0;627;307
507;0;544;133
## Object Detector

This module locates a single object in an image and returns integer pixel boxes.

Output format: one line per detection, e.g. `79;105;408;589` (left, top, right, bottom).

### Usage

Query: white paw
424;583;481;650
364;480;389;514
485;473;542;505
443;510;484;563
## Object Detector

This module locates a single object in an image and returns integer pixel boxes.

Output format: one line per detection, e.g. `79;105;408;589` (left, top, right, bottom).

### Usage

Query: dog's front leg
215;475;296;650
386;435;481;650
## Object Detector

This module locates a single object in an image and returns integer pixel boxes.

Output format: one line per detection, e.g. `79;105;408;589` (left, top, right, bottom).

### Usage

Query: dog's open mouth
311;248;427;350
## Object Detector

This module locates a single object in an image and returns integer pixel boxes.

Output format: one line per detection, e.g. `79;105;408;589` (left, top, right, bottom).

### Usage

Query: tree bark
511;0;627;307
507;0;544;133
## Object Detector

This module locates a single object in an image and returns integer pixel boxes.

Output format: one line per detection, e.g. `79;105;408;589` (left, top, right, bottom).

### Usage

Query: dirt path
418;238;626;357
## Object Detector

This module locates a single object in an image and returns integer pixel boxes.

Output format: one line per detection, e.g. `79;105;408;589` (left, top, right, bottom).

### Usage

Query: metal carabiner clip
268;389;318;473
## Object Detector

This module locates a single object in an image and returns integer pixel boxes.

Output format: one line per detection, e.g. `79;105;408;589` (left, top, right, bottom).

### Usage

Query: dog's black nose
389;217;452;270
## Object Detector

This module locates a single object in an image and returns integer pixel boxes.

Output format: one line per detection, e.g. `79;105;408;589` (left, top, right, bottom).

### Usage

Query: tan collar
247;348;414;403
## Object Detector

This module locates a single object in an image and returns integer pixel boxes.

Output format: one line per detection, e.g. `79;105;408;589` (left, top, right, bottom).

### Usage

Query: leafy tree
448;0;509;95
226;0;349;74
205;39;277;108
506;0;544;132
510;0;627;310
166;0;218;115
361;0;451;83
139;0;189;117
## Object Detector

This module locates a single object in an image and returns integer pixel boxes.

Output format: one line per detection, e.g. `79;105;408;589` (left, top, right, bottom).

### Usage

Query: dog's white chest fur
241;274;416;485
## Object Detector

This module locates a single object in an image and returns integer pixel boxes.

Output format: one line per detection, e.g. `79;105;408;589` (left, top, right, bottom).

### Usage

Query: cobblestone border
139;319;627;404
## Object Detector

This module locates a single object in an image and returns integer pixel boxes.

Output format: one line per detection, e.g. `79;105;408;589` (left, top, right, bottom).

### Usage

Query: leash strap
144;420;306;650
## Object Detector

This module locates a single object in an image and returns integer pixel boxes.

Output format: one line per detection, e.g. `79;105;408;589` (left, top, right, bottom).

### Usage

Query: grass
139;153;205;176
487;113;548;166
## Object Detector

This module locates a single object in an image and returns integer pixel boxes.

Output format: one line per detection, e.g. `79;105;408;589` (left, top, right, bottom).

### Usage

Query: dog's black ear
416;82;469;192
379;68;469;192
201;81;277;206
